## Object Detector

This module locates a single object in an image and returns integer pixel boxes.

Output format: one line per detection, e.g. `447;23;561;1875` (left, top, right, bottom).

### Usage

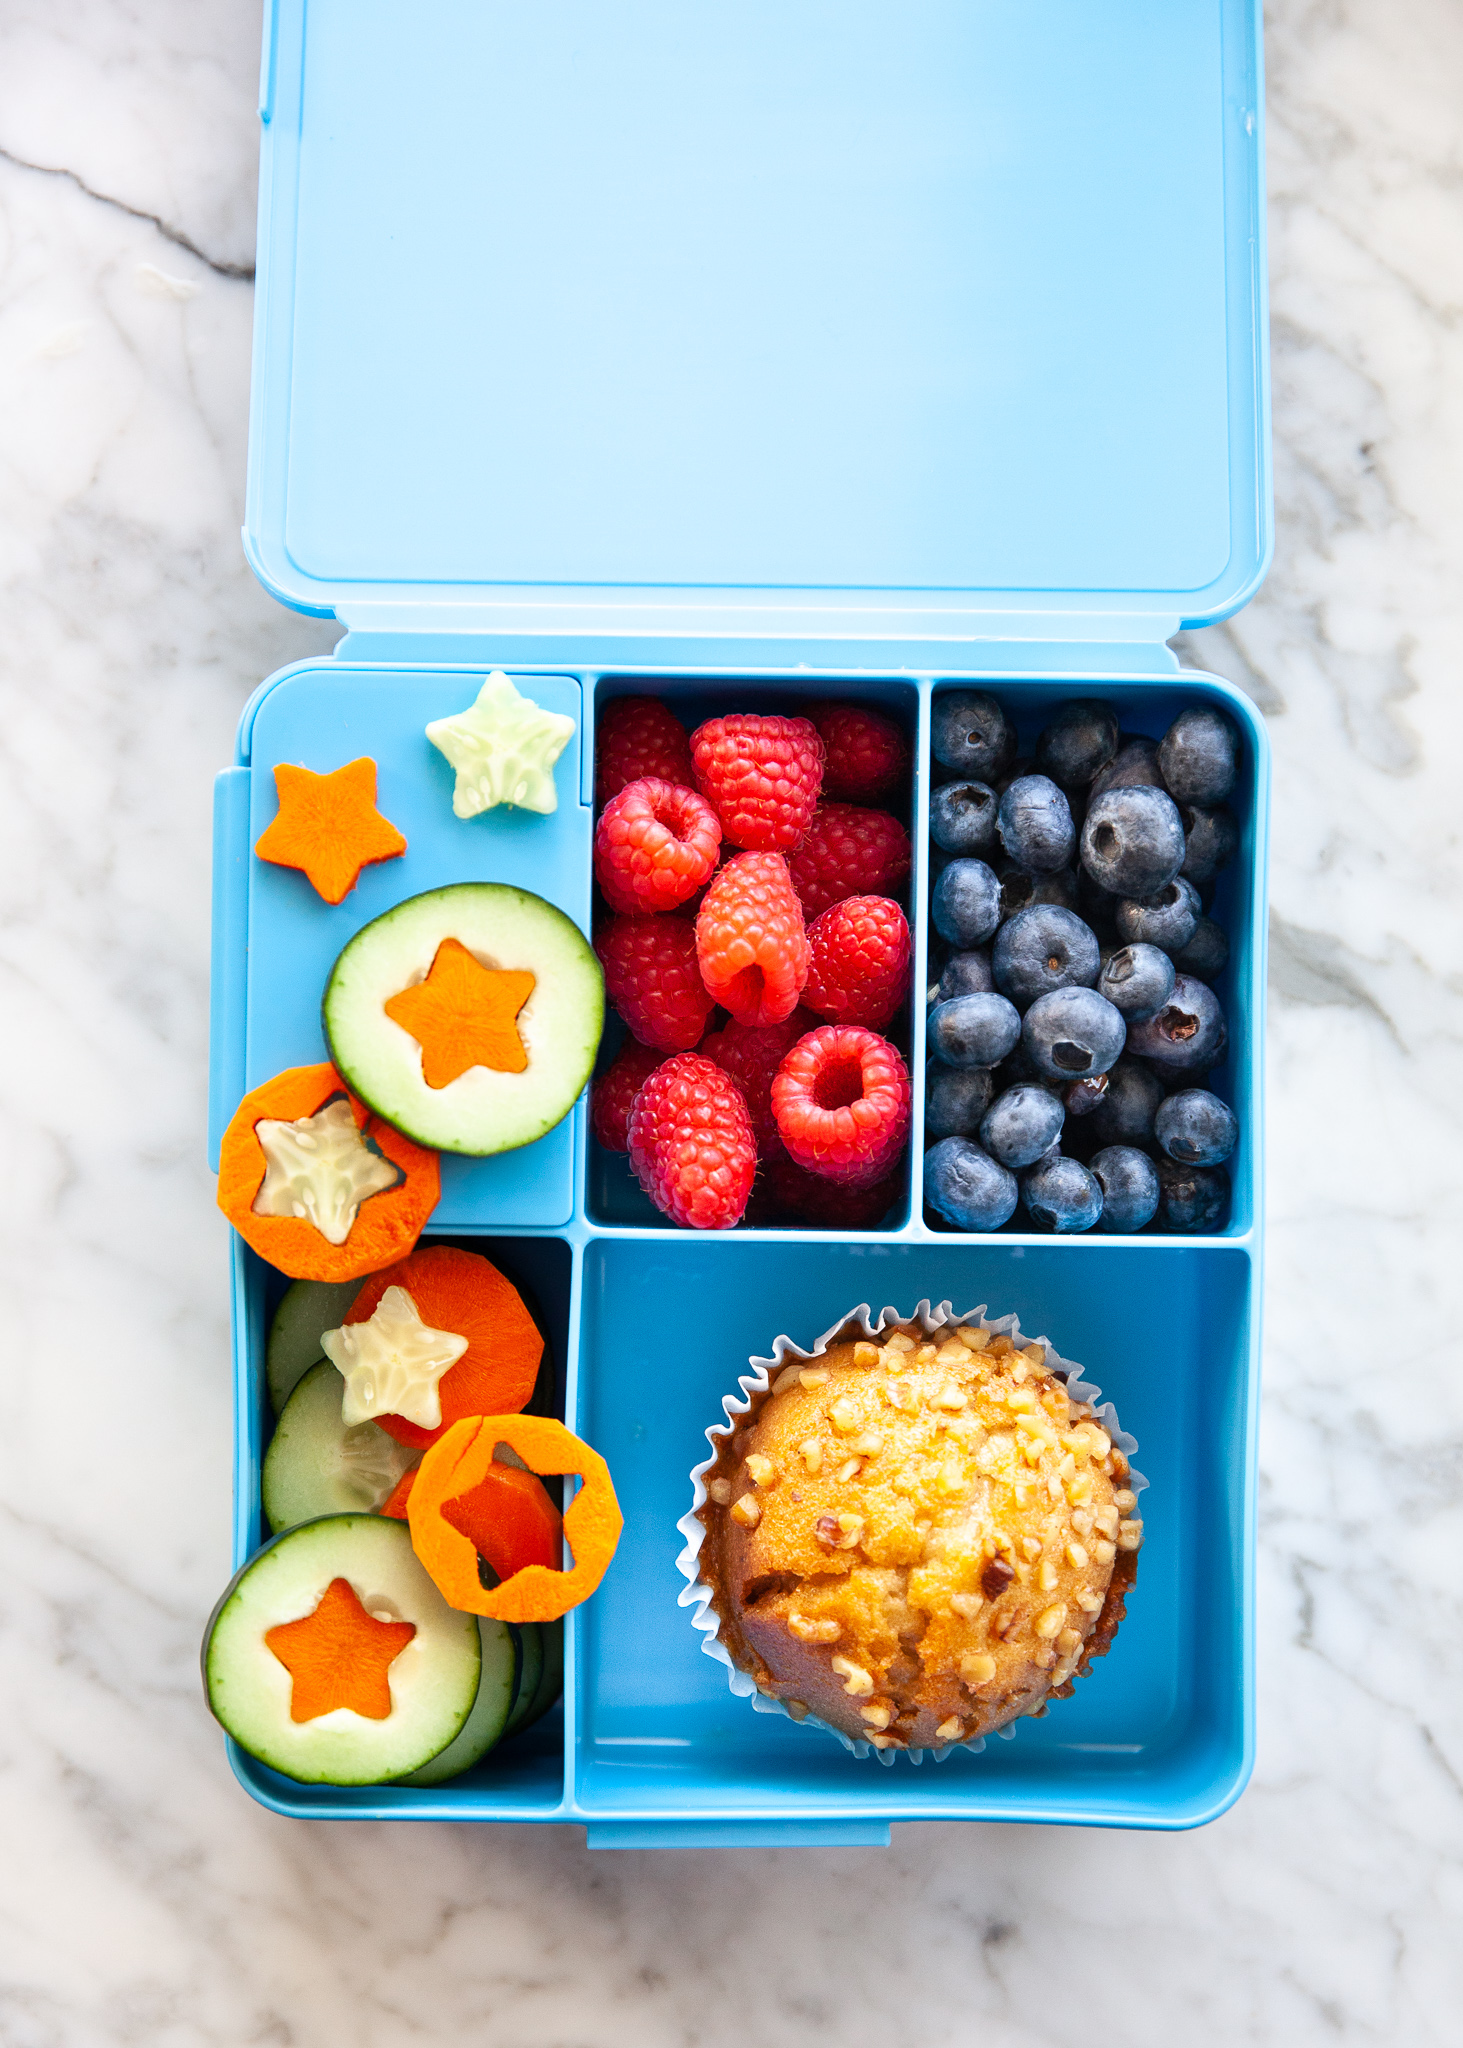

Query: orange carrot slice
383;938;536;1087
344;1246;543;1450
264;1576;416;1721
381;1462;562;1583
254;758;407;905
216;1064;440;1281
407;1416;623;1623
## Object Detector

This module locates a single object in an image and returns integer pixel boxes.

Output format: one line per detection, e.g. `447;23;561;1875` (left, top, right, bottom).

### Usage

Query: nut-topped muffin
695;1316;1142;1752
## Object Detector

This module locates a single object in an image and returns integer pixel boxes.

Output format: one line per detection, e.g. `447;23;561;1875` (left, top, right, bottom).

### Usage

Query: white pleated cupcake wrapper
675;1300;1147;1766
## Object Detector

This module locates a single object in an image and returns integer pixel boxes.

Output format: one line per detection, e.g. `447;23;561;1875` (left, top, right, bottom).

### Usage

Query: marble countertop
3;1;1460;2040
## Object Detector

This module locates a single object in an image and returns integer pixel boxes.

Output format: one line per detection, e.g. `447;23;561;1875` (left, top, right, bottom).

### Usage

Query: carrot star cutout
264;1576;416;1722
254;758;407;905
384;938;535;1089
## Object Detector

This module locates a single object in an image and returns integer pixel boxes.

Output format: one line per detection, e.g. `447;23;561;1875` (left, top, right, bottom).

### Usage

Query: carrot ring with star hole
216;1063;440;1280
407;1416;623;1623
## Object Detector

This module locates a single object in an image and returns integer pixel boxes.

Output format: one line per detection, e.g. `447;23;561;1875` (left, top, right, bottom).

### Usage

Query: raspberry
595;914;715;1051
690;713;824;851
807;702;909;802
802;896;912;1028
771;1024;911;1187
700;1008;818;1150
594;777;722;914
787;803;912;919
627;1053;757;1229
695;852;810;1028
589;1039;666;1152
758;1152;905;1228
595;697;695;806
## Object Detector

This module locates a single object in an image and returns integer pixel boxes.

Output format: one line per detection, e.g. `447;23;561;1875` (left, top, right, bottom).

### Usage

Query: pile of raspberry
591;695;915;1229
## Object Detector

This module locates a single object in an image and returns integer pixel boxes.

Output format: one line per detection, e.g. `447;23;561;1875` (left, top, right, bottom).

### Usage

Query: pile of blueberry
923;694;1242;1234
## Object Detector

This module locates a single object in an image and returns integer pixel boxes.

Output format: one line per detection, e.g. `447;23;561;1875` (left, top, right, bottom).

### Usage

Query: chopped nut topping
936;1457;965;1495
859;1701;893;1731
1114;1488;1137;1511
830;1655;874;1696
798;1438;824;1475
992;1605;1025;1640
829;1397;860;1434
852;1341;881;1368
980;1555;1016;1600
1066;1542;1089;1569
989;1335;1014;1357
1071;1507;1094;1536
834;1457;863;1484
955;1324;991;1350
1033;1646;1056;1670
1093;1503;1119;1536
1066;1474;1094;1506
1007;1387;1038;1413
788;1612;841;1644
913;1343;939;1366
884;1330;916;1353
1117;1518;1144;1550
786;1699;809;1720
772;1363;804;1394
1035;1604;1066;1639
1038;1560;1059;1592
1021;1535;1043;1561
1111;1448;1130;1478
850;1430;884;1457
933;1384;970;1412
935;1716;965;1743
1022;1344;1045;1368
1045;1470;1064;1502
883;1380;917;1413
1088;1427;1112;1459
934;1337;970;1367
729;1494;761;1528
872;1734;903;1749
816;1511;865;1551
744;1453;775;1488
1092;1538;1117;1565
949;1592;983;1620
960;1651;997;1684
1010;1357;1030;1384
799;1367;830;1388
1055;1628;1082;1655
1077;1590;1103;1614
708;1477;732;1505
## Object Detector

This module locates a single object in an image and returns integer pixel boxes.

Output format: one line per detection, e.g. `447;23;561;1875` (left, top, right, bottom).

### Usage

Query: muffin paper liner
675;1300;1147;1766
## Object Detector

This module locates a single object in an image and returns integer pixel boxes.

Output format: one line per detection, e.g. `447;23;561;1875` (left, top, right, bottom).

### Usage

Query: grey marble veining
2;1;1461;2041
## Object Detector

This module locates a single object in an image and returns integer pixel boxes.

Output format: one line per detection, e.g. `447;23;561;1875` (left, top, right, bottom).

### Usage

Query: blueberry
931;691;1013;780
924;1137;1019;1230
997;860;1081;921
1088;1146;1159;1232
1097;942;1176;1022
1179;804;1240;885
992;1038;1063;1092
925;1061;996;1142
1158;707;1239;807
1172;916;1229;981
929;780;998;857
934;949;994;1002
1063;1073;1111;1118
1114;876;1202;954
929;992;1022;1069
1022;985;1127;1080
1020;1153;1102;1233
1125;974;1226;1072
1034;700;1120;790
997;775;1076;873
1155;1156;1230;1232
979;1082;1066;1170
1090;735;1166;801
1155;1089;1238;1166
932;858;1001;947
1081;786;1186;897
1085;1055;1166;1148
992;905;1101;1009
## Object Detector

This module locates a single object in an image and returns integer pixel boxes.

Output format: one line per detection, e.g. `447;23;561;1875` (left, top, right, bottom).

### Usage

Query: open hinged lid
245;0;1269;655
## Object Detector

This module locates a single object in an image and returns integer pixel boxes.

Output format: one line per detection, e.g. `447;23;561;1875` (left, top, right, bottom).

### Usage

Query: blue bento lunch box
212;0;1271;1846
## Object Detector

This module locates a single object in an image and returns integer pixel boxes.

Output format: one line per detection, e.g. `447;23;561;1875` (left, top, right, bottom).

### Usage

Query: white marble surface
3;1;1462;2040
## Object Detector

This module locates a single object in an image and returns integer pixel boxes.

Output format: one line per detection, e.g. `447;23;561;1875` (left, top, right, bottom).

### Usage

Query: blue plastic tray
215;1;1272;1842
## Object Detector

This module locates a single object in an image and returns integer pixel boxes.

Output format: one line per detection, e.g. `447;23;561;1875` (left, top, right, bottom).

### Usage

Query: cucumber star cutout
425;672;576;817
321;1285;469;1431
253;1097;400;1245
254;757;407;904
265;1575;417;1722
384;937;536;1087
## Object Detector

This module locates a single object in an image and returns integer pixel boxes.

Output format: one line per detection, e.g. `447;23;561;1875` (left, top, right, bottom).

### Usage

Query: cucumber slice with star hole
262;1360;419;1535
202;1514;481;1785
396;1617;520;1785
266;1278;364;1413
519;1618;564;1733
500;1621;544;1740
322;883;604;1156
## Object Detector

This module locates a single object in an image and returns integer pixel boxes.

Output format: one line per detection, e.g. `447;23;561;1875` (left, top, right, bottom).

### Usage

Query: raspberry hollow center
813;1057;866;1111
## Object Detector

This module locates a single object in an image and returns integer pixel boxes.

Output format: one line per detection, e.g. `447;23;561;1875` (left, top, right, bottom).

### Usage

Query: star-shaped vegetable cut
383;937;535;1088
425;672;576;817
265;1576;416;1722
255;758;407;904
321;1284;468;1430
253;1097;400;1245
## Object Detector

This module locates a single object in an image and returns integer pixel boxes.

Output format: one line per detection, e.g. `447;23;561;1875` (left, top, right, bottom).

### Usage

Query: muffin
691;1312;1142;1752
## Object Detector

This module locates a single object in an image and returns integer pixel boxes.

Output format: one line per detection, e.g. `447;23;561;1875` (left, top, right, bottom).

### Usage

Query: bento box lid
244;0;1269;651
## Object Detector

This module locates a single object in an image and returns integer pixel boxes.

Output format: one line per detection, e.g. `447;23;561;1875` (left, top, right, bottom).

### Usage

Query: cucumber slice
323;884;604;1156
397;1617;519;1786
203;1514;480;1785
262;1360;419;1534
501;1621;544;1739
520;1617;564;1733
266;1278;364;1413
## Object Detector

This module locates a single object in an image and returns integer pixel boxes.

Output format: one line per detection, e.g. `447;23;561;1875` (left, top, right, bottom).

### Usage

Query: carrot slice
407;1416;623;1623
382;1462;562;1583
345;1246;544;1450
254;758;407;905
383;938;536;1087
264;1576;416;1721
217;1064;440;1281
